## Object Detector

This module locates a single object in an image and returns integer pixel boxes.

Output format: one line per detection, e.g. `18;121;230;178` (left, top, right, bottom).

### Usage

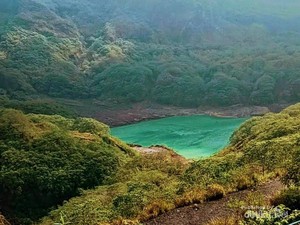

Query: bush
230;166;260;191
72;118;109;135
207;216;237;225
174;188;206;207
206;184;226;201
183;154;239;186
282;148;300;186
234;175;255;191
112;182;154;218
271;187;300;210
139;200;173;221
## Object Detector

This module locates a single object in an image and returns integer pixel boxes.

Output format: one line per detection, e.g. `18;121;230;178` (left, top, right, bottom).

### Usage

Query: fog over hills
0;0;299;109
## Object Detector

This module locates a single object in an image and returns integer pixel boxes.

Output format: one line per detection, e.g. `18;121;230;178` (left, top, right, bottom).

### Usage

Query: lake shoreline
66;99;290;127
93;103;289;127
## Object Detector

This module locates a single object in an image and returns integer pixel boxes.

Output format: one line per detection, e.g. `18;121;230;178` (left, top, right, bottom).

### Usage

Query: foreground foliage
1;104;300;224
0;109;135;224
36;104;300;225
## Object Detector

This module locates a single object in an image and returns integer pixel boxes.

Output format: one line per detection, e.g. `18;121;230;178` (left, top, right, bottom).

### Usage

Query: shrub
230;166;261;191
282;148;300;186
139;200;174;221
72;118;109;135
206;184;226;201
112;182;154;218
271;187;300;210
234;175;255;191
183;154;239;186
207;216;237;225
174;188;206;207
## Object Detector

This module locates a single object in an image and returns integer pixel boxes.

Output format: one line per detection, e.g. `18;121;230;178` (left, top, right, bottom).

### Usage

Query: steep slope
0;0;299;111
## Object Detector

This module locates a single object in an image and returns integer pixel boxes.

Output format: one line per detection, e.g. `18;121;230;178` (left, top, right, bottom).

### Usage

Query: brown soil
99;103;272;127
58;99;290;127
144;180;284;225
56;98;291;126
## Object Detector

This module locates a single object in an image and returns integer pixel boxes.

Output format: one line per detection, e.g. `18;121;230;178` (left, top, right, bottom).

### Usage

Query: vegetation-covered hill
0;0;299;111
0;103;293;225
0;108;135;224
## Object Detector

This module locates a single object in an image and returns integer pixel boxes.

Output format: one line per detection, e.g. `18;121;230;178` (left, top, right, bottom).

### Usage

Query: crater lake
111;115;247;158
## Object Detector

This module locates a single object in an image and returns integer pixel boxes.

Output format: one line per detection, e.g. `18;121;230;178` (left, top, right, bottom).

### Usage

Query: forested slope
0;0;300;110
0;108;135;224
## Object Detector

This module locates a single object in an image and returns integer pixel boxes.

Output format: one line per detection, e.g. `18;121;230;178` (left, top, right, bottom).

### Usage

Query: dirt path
144;180;284;225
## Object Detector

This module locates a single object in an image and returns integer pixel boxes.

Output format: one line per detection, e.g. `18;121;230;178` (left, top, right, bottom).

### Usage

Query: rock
250;106;270;116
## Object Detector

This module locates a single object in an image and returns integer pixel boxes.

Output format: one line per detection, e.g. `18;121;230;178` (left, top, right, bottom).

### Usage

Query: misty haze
0;1;299;225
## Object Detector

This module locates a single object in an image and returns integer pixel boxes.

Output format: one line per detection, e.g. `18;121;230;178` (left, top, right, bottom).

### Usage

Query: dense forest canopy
0;0;299;109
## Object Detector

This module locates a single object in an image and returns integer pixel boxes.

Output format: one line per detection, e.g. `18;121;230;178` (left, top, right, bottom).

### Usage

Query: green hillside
0;103;294;225
0;0;299;111
0;108;135;224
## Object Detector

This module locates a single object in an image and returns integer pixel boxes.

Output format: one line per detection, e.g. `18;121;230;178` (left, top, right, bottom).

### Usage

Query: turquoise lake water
111;115;247;159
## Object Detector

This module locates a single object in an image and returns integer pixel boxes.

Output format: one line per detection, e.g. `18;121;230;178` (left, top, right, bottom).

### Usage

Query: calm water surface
111;115;247;159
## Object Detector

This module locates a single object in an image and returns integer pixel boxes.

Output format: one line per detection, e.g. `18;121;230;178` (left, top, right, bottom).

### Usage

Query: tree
250;75;275;105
